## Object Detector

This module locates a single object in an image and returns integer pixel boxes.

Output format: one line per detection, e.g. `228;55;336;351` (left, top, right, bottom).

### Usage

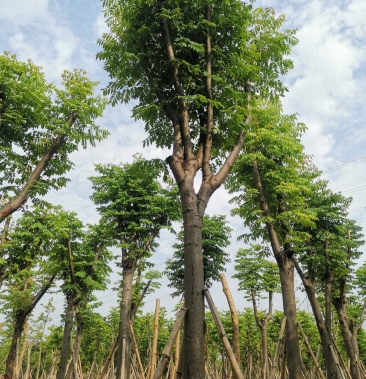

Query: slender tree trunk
294;260;338;378
259;325;269;379
73;310;84;375
116;253;135;379
56;291;76;379
251;161;302;378
277;256;303;379
333;305;360;379
251;289;272;379
65;309;83;379
324;239;333;335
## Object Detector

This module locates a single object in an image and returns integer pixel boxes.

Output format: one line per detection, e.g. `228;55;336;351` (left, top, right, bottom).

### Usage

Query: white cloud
93;12;109;38
0;0;49;24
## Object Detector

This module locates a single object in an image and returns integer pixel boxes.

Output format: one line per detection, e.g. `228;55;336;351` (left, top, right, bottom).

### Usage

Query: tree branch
160;13;193;160
0;112;77;223
203;4;213;178
251;160;282;258
67;238;77;286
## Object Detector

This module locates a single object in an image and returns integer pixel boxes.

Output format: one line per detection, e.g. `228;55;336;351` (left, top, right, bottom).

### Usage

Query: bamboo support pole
330;336;351;379
219;273;240;371
270;316;286;379
203;288;244;379
99;338;118;379
297;323;325;379
174;329;180;373
310;345;321;379
168;356;175;379
152;307;186;379
149;299;160;379
329;344;347;379
129;323;146;379
174;331;184;379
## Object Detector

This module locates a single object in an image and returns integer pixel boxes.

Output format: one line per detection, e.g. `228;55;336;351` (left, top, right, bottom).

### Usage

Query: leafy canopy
98;1;297;152
228;101;318;246
90;155;181;260
0;53;108;201
233;244;280;301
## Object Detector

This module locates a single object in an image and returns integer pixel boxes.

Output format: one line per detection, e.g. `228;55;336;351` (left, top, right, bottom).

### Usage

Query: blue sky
1;0;366;319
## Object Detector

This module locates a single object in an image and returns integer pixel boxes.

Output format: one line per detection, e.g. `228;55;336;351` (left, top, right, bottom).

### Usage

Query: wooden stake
99;338;118;379
219;273;240;374
129;323;146;379
297;323;325;379
149;299;160;379
204;288;244;379
270;316;286;379
152;307;186;379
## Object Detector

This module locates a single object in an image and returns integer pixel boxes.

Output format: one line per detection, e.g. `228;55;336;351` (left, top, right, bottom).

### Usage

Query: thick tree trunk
181;185;206;379
57;291;76;379
294;261;338;378
5;312;26;379
116;255;135;379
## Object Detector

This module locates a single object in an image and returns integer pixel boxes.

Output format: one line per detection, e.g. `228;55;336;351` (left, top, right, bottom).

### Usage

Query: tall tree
0;53;108;223
90;156;180;379
228;101;317;377
98;2;296;376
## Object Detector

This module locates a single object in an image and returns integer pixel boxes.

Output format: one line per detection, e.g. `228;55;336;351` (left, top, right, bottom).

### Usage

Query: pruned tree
90;155;180;379
228;101;317;377
98;2;296;375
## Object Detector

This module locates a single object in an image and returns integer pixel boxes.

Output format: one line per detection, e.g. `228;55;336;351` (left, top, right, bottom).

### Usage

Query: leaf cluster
0;53;108;201
90;155;181;263
98;0;297;155
233;244;280;300
228;101;317;246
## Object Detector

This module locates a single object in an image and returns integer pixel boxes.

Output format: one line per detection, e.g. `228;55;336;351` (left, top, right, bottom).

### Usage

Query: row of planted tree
1;0;366;378
1;284;366;379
